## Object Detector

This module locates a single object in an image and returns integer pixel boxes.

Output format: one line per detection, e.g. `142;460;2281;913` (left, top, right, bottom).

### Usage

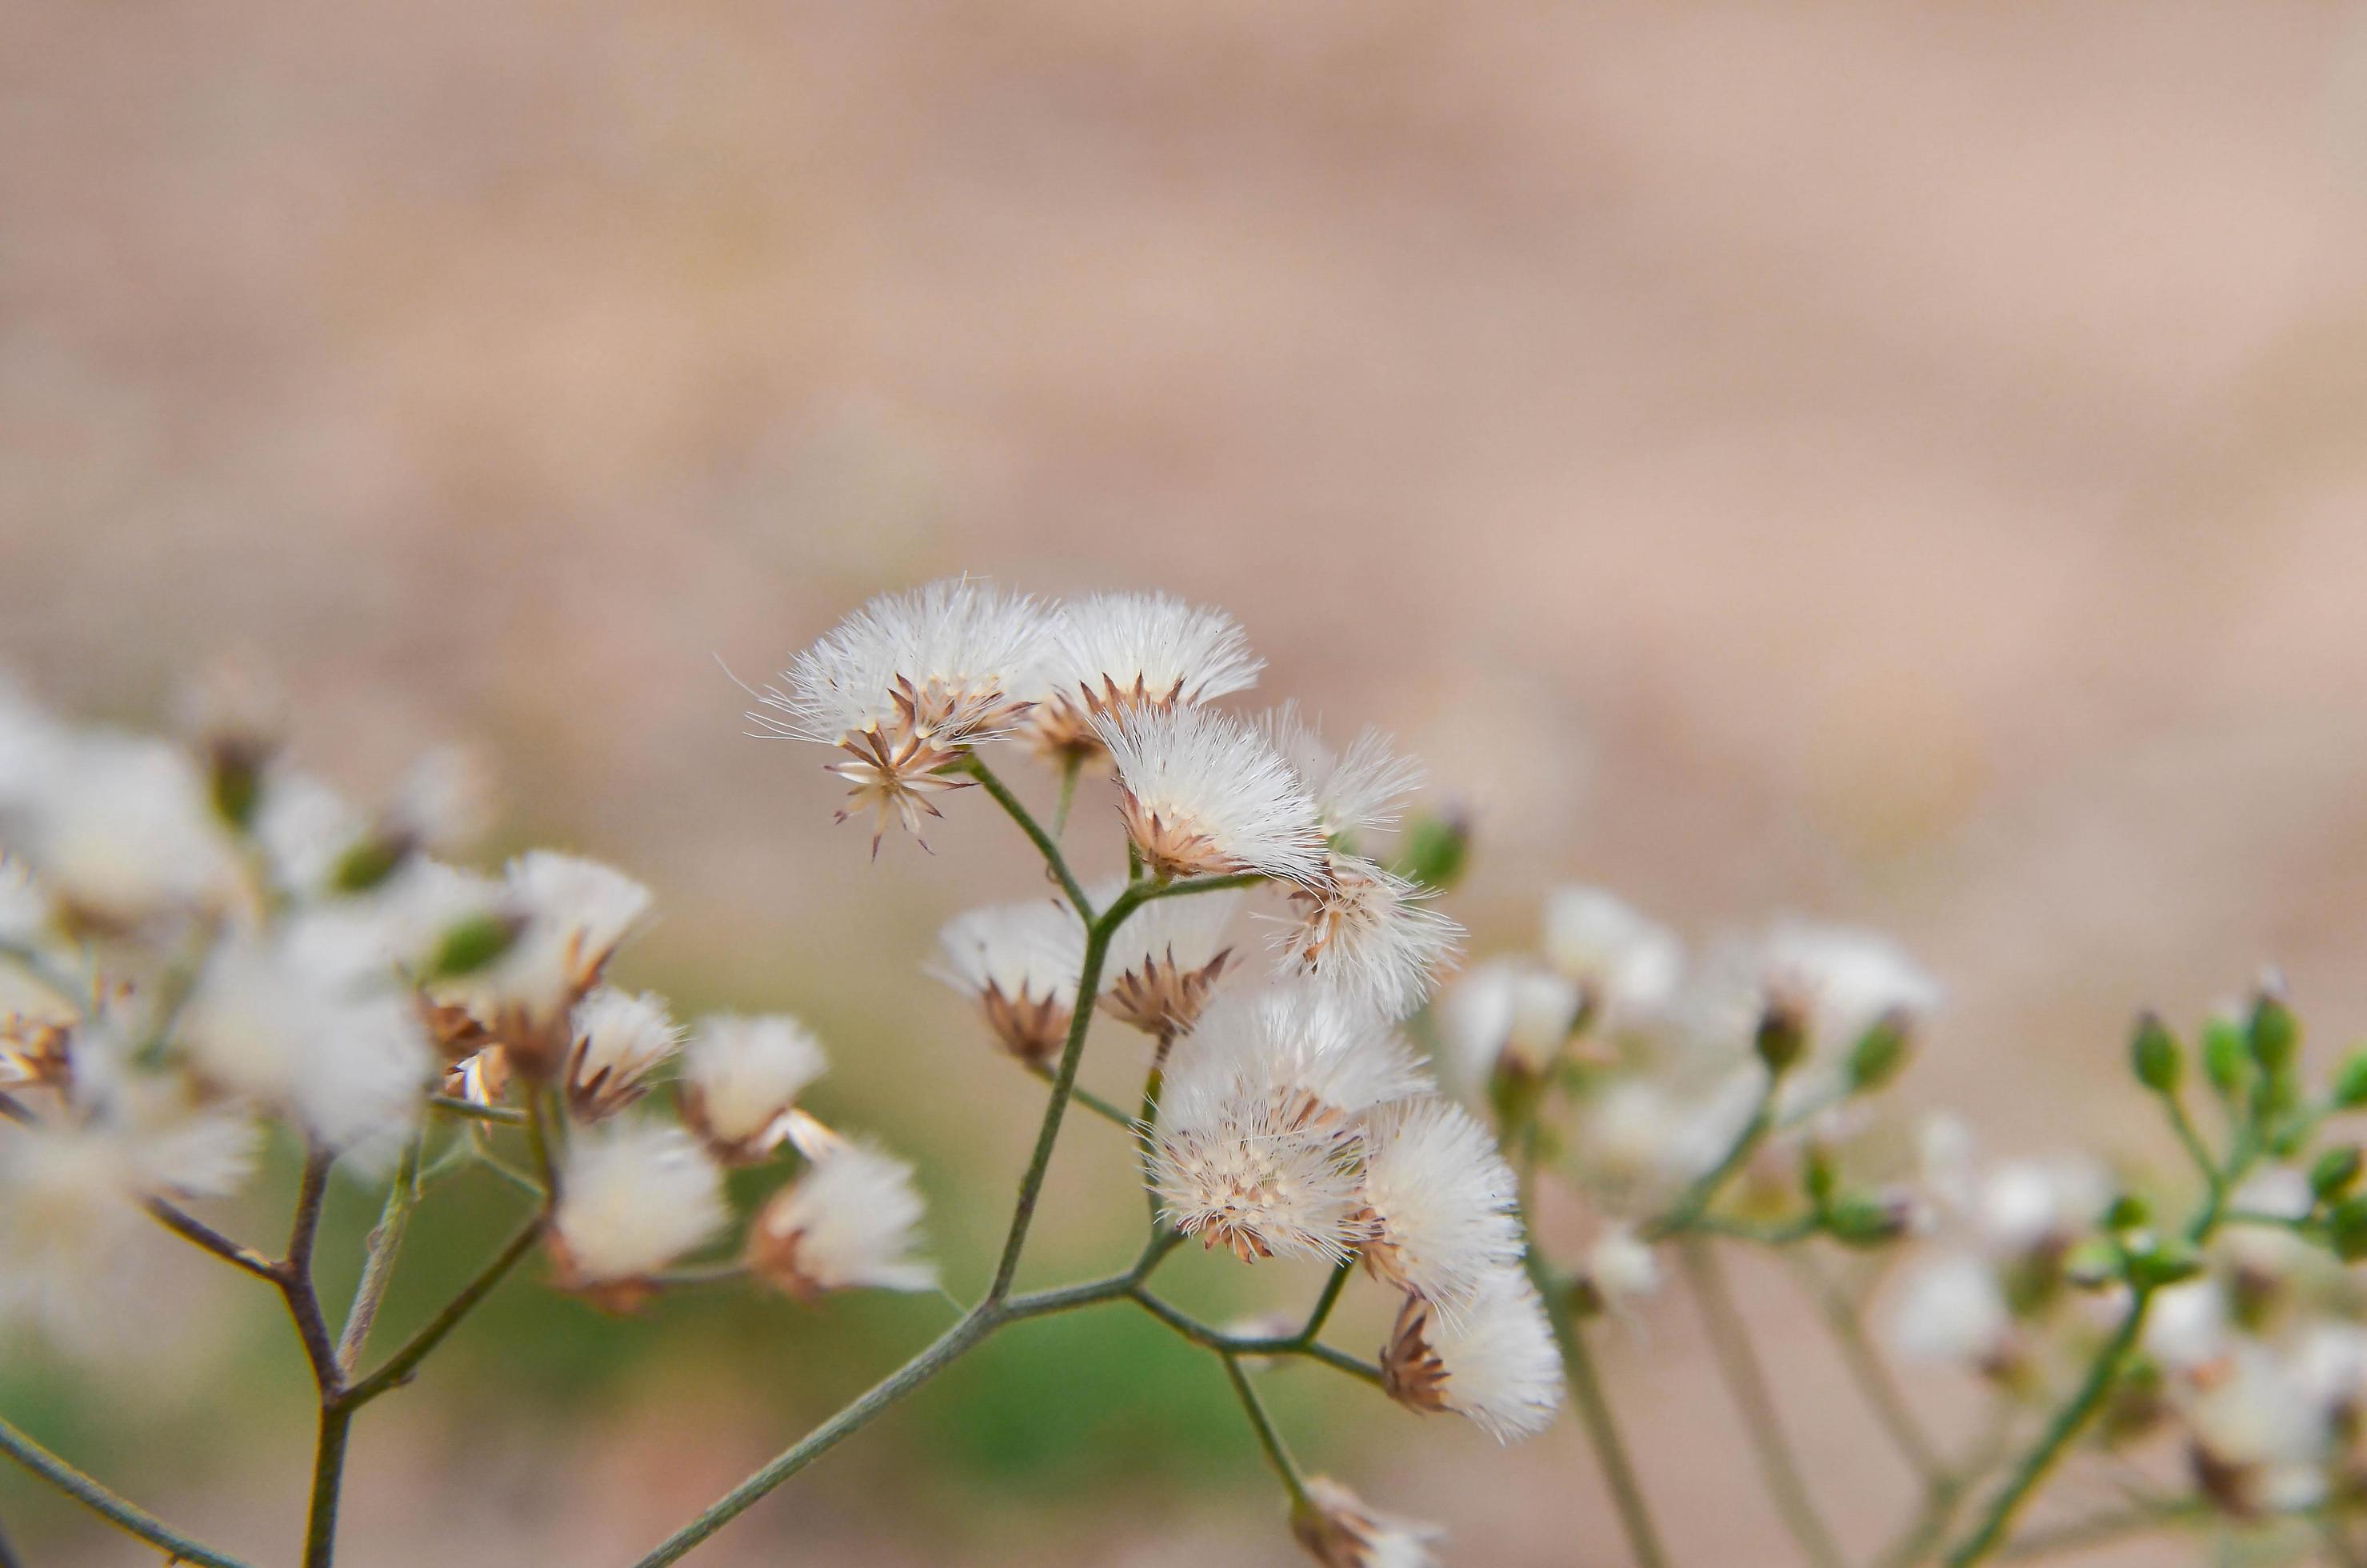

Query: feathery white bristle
1164;984;1434;1118
1259;702;1424;840
757;578;1053;744
934;898;1086;1006
1359;1097;1523;1315
1585;1226;1661;1310
753;1142;938;1294
1408;1270;1566;1442
3;727;239;925
1150;1073;1369;1263
1296;1477;1445;1568
679;1014;828;1147
566;986;683;1117
1270;854;1460;1018
1044;591;1262;709
469;850;654;1019
554;1120;728;1283
1097;704;1327;883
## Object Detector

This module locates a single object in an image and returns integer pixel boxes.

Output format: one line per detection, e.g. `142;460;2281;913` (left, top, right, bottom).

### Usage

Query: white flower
750;578;1053;852
1164;984;1434;1121
1097;705;1326;884
1887;1254;2012;1368
1150;1071;1369;1264
4;729;239;928
551;1121;728;1290
437;852;653;1071
1585;1226;1661;1310
1437;960;1584;1086
748;1142;938;1298
1757;921;1941;1051
1359;1097;1523;1316
934;898;1086;1064
1272;854;1461;1018
678;1014;828;1163
1293;1477;1445;1568
1382;1271;1565;1442
1259;702;1423;842
2294;1323;2367;1418
1540;887;1682;1026
564;987;682;1122
1031;592;1262;758
388;745;495;855
2145;1278;2229;1373
1097;877;1241;1041
1581;1082;1679;1187
2183;1344;2329;1514
1976;1158;2108;1257
252;770;370;898
181;920;434;1149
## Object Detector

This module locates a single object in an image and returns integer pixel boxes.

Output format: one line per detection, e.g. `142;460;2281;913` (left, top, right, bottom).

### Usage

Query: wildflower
3;728;240;930
1272;854;1459;1018
2183;1344;2329;1516
432;851;653;1082
1358;1097;1523;1315
1098;878;1240;1042
1290;1477;1444;1568
1540;886;1682;1027
1757;922;1941;1058
1258;702;1423;845
1164;985;1434;1122
1150;1071;1369;1264
677;1014;828;1163
1581;1226;1661;1314
747;1142;938;1298
1577;1082;1677;1187
2145;1278;2230;1374
1381;1271;1565;1441
1887;1254;2014;1372
564;988;682;1122
181;919;435;1150
1098;705;1326;884
1031;592;1262;761
1437;960;1585;1086
1975;1158;2109;1258
549;1121;728;1310
934;898;1086;1066
752;578;1051;853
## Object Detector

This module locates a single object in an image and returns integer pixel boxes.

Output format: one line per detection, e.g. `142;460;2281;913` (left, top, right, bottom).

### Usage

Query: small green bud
1824;1197;1910;1249
2129;1013;2181;1094
2061;1239;2124;1290
1801;1145;1837;1206
2102;1193;2150;1232
2312;1146;2363;1203
2330;1197;2367;1262
2333;1052;2367;1110
1389;808;1471;893
208;750;266;832
1755;999;1808;1078
2249;986;2300;1078
2124;1238;2204;1290
1846;1013;1913;1095
2201;1018;2251;1102
422;911;519;982
331;831;410;895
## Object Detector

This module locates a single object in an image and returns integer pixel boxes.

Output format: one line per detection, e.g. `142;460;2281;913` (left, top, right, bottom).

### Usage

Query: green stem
1788;1252;1942;1485
342;1215;543;1406
1126;1288;1385;1384
337;1136;425;1375
1223;1354;1310;1510
146;1198;278;1281
1022;1061;1132;1130
1300;1258;1353;1342
1681;1238;1845;1568
302;1405;353;1568
962;755;1094;920
1528;1246;1668;1568
1051;753;1083;838
1643;1082;1777;1242
1992;1500;2206;1561
0;1414;251;1567
427;1095;524;1125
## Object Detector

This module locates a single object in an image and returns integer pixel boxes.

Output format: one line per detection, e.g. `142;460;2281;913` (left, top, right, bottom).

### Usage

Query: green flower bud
2129;1013;2181;1095
2124;1238;2204;1290
423;911;519;982
2061;1239;2124;1290
1802;1144;1837;1206
1755;999;1807;1078
1824;1197;1910;1249
2249;986;2300;1078
1389;808;1471;893
2201;1018;2250;1103
2330;1197;2367;1263
2333;1052;2367;1111
2102;1194;2149;1233
1847;1013;1913;1095
2312;1146;2363;1203
331;831;410;895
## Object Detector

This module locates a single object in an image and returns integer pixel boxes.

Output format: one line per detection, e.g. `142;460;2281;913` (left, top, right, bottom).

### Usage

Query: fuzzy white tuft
934;898;1086;1007
1358;1098;1523;1317
750;1142;938;1295
1258;702;1424;842
566;987;683;1120
1164;984;1434;1118
1389;1270;1565;1442
678;1014;828;1154
1041;592;1261;717
757;578;1053;746
1436;959;1585;1087
1150;1071;1369;1264
1294;1477;1445;1568
1539;886;1683;1026
1271;854;1460;1018
1097;705;1326;884
553;1121;728;1284
1886;1253;2012;1367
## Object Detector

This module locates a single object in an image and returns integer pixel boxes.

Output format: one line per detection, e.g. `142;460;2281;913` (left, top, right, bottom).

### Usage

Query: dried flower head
564;987;682;1122
1273;854;1460;1018
677;1014;828;1163
1097;878;1240;1042
1290;1476;1445;1568
1032;592;1263;760
1098;705;1327;884
1381;1271;1565;1442
2;726;240;931
1358;1097;1523;1317
1150;1071;1369;1265
1165;985;1435;1122
1259;703;1423;842
752;578;1052;853
934;898;1087;1066
549;1121;728;1309
747;1142;938;1299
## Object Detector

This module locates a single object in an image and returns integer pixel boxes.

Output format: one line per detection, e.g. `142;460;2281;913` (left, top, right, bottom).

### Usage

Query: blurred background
9;1;2367;1562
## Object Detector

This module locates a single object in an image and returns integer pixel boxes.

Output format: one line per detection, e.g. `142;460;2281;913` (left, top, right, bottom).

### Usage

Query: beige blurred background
9;2;2367;1562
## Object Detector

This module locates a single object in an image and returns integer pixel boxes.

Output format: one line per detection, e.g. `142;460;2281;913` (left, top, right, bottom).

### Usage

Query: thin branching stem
146;1198;279;1280
1786;1251;1943;1485
1224;1353;1311;1511
1022;1061;1133;1130
427;1095;525;1125
1681;1238;1845;1568
0;1414;252;1568
342;1214;543;1406
336;1135;426;1375
962;755;1094;920
1642;1081;1777;1242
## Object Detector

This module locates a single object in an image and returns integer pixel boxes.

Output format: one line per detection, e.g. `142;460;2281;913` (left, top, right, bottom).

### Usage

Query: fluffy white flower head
678;1014;828;1162
1272;854;1461;1018
565;987;683;1121
1098;705;1325;884
1096;877;1241;1041
749;1142;938;1298
552;1121;728;1286
1165;984;1434;1120
1383;1270;1565;1442
1437;960;1585;1087
1758;921;1941;1050
1293;1477;1445;1568
1359;1097;1523;1316
1887;1253;2013;1369
934;898;1086;1064
1540;887;1683;1026
1259;702;1423;841
1150;1071;1369;1264
1033;592;1261;757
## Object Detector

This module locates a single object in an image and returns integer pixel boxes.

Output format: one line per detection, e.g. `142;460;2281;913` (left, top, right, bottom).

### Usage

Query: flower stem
337;1134;425;1376
302;1404;354;1568
1681;1238;1845;1568
0;1413;252;1568
1643;1082;1775;1242
962;755;1094;920
1786;1251;1942;1485
146;1198;279;1281
1051;753;1083;838
1223;1354;1311;1511
342;1214;543;1406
